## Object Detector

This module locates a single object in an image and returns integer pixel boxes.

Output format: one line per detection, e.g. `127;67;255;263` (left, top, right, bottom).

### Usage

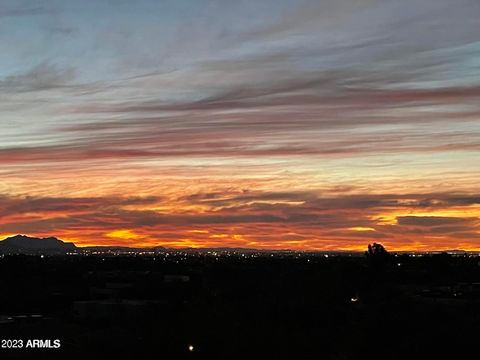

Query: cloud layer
1;191;479;250
1;0;479;249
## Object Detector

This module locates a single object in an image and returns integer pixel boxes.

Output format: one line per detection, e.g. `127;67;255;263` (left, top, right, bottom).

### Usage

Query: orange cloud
0;190;479;250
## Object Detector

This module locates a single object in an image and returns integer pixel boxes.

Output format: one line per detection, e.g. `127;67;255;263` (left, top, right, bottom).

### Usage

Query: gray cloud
0;6;47;17
396;216;477;227
0;194;162;219
0;62;76;92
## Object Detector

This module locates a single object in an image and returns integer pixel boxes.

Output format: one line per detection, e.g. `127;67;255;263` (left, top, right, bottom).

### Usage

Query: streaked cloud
1;62;76;92
1;0;479;249
0;191;479;249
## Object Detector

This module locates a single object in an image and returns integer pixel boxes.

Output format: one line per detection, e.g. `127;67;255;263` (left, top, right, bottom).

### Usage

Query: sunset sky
1;0;480;250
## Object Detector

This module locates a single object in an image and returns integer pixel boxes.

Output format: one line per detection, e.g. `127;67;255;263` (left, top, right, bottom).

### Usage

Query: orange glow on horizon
2;169;480;251
349;227;376;232
106;229;143;240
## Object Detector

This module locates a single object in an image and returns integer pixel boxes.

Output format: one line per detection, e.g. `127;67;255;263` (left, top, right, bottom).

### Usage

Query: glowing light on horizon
349;227;376;232
106;230;142;240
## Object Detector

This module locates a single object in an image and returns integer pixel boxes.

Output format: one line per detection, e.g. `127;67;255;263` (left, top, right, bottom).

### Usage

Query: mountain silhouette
0;234;76;254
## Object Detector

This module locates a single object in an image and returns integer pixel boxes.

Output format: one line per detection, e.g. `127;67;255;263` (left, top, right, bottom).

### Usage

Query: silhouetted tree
366;243;389;258
365;243;391;276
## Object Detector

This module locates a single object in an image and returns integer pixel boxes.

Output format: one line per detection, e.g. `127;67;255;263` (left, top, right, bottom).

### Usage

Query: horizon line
1;234;478;253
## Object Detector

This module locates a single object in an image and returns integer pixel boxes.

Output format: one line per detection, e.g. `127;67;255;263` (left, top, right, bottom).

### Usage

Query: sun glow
377;206;480;225
106;229;142;240
349;227;376;232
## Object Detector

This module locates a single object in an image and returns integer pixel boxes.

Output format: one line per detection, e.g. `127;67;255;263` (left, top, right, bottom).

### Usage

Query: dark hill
0;234;76;254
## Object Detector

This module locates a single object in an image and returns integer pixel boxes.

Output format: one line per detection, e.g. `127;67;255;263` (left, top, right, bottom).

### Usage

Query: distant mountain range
0;235;76;254
0;235;169;255
0;235;266;254
0;235;301;255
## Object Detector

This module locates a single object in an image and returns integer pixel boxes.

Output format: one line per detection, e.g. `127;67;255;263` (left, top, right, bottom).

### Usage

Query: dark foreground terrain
1;251;480;359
